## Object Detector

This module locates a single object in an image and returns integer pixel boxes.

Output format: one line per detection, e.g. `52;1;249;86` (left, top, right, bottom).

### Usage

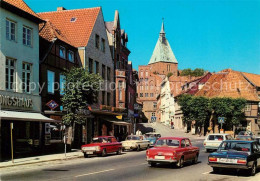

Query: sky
25;0;260;74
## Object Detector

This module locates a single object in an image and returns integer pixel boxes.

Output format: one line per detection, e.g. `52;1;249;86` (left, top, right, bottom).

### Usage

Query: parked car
146;137;200;168
208;140;260;176
204;133;232;152
235;135;253;141
144;132;161;146
121;135;150;151
255;137;260;144
81;136;122;158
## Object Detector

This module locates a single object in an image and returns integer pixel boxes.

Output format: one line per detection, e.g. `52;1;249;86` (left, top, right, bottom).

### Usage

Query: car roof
158;137;189;141
223;140;256;143
207;133;230;136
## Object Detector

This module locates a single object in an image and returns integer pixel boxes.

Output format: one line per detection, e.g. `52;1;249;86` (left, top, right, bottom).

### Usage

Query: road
0;123;258;181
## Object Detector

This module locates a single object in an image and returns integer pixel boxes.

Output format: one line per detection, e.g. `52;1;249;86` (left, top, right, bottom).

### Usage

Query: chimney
57;7;66;11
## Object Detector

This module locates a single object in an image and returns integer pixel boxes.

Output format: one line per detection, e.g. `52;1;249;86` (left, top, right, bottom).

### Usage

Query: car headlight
95;146;101;151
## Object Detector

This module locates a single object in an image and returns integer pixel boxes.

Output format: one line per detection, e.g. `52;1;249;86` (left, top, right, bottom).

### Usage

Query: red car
146;137;200;167
81;136;122;158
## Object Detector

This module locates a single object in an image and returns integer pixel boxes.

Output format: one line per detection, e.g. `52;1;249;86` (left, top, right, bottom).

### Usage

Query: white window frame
68;50;74;62
6;19;16;41
47;70;55;94
23;26;32;46
59;46;66;59
245;104;251;111
5;58;16;91
22;62;32;93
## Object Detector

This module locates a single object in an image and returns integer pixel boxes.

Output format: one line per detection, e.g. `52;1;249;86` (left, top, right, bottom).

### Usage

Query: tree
167;72;173;78
62;67;102;144
180;68;205;77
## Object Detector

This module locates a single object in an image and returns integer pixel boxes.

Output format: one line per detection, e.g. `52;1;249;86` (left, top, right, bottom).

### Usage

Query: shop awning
104;117;132;126
0;110;58;122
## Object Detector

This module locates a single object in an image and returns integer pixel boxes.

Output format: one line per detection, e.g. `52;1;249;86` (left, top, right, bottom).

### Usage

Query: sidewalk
0;150;83;169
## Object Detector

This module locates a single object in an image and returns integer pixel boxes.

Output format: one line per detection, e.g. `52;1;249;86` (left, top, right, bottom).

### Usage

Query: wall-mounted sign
0;95;33;108
46;100;59;110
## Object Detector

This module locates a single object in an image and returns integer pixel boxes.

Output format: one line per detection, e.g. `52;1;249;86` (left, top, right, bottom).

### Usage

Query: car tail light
209;157;217;162
204;142;206;146
237;159;246;164
146;150;149;155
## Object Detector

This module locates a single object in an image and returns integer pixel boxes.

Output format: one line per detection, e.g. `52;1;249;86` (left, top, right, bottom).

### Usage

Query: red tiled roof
39;21;72;45
195;69;259;102
38;7;101;47
168;76;198;96
3;0;40;18
242;72;260;87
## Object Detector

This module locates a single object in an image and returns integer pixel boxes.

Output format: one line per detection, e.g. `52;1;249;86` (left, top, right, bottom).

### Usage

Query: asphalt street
0;123;259;181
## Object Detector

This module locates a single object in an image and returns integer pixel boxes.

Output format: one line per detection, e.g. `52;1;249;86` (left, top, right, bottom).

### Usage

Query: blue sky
25;0;260;74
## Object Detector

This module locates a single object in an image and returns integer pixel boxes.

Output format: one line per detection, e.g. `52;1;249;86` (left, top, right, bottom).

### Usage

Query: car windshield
145;134;161;138
208;135;223;141
93;137;108;143
127;136;140;140
218;142;251;152
155;139;179;147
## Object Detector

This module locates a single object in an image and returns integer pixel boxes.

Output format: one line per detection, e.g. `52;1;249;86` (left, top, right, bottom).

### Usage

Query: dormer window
70;17;77;22
68;50;74;62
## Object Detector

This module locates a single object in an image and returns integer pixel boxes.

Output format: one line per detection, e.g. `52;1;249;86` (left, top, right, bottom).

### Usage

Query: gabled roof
38;7;101;47
242;72;260;87
2;0;40;18
105;21;114;34
148;21;178;65
195;69;259;102
39;20;72;45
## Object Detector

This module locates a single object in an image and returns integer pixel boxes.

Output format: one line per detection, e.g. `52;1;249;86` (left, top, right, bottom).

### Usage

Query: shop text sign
0;95;33;108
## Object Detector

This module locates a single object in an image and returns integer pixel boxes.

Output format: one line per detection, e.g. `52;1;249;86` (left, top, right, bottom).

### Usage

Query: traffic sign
46;100;59;110
151;116;156;122
218;117;225;124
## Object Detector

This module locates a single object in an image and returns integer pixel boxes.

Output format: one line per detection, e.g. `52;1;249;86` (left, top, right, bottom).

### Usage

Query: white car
203;133;233;152
121;135;150;151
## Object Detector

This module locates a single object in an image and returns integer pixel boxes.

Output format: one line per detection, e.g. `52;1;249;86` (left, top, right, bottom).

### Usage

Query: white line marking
75;169;115;178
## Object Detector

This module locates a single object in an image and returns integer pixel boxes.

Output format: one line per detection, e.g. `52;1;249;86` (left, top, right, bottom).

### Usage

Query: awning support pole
10;122;14;164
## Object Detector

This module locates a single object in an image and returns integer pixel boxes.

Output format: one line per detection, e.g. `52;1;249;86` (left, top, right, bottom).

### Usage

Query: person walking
171;121;174;129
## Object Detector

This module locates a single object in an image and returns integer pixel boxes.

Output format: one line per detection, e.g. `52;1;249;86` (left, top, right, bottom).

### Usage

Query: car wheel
101;149;107;157
122;148;125;152
137;145;141;151
146;145;150;150
248;162;256;176
192;154;198;164
150;162;156;167
212;167;220;173
177;157;184;168
117;148;122;155
206;149;209;153
84;153;88;158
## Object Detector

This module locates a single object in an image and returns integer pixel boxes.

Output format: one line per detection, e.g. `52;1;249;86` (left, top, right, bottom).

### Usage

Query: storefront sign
0;95;33;108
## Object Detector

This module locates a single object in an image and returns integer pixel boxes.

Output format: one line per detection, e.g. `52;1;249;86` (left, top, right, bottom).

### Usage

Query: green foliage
180;68;205;77
167;72;173;78
62;67;102;126
178;95;247;128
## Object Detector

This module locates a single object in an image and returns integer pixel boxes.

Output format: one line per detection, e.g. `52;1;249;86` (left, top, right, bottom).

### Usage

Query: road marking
75;169;115;178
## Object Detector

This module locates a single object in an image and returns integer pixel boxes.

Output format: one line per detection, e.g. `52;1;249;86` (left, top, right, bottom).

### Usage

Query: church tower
148;20;178;76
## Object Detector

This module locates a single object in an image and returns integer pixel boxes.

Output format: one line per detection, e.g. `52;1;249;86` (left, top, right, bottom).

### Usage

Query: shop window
5;58;16;91
22;62;32;93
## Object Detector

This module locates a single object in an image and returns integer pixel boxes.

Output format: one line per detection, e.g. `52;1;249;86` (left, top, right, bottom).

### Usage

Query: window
145;93;148;97
185;139;190;147
59;46;66;59
95;34;100;49
102;64;106;79
102;91;106;105
145;85;148;90
150;93;154;97
181;140;185;148
5;58;16;90
47;70;55;93
145;71;148;77
140;93;143;97
6;19;16;41
107;67;111;81
152;112;155;117
101;38;105;52
23;26;32;46
140;71;143;77
88;58;93;73
94;61;99;74
68;51;74;62
107;92;111;106
60;75;66;95
22;63;32;93
119;81;123;101
153;102;157;109
145;78;148;82
245;104;251;111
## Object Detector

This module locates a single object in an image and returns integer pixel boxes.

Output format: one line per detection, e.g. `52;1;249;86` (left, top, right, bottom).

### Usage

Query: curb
0;154;83;169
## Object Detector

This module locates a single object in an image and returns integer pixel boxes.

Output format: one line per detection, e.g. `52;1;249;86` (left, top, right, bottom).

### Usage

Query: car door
181;139;189;161
253;142;260;167
185;139;193;160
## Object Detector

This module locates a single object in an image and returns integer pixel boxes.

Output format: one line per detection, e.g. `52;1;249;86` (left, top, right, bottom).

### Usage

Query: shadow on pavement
208;168;260;177
148;161;202;169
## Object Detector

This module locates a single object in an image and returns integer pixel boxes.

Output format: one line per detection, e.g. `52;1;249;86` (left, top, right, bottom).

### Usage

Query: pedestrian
136;129;142;136
171;121;174;129
198;127;201;137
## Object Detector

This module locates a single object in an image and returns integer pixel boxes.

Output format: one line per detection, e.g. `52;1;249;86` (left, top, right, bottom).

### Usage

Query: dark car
208;140;260;176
